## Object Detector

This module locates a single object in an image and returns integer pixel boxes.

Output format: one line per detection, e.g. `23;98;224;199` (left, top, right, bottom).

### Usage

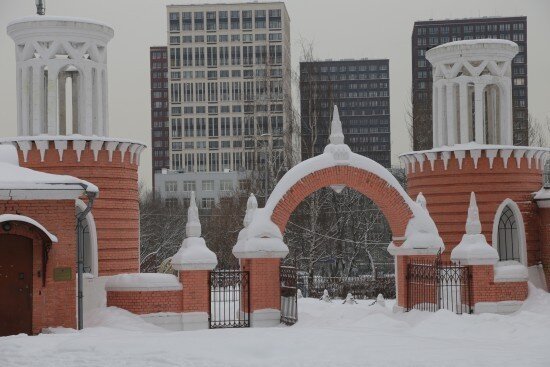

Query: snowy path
1;286;550;367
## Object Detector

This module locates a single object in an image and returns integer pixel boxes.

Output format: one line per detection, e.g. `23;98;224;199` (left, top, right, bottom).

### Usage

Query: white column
16;66;22;135
432;83;439;147
102;69;109;136
21;66;30;136
446;81;456;145
474;82;485;144
487;86;497;144
47;65;60;135
437;82;446;146
72;73;80;134
499;79;513;145
31;64;44;135
459;81;469;143
82;67;94;136
95;67;104;136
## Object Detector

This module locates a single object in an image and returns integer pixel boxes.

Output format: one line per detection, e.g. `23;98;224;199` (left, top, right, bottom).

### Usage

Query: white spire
416;192;428;211
243;193;258;227
186;191;201;237
466;192;482;235
329;105;345;145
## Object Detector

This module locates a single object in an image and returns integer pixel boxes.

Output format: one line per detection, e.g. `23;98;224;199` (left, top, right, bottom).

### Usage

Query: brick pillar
240;258;281;327
179;270;210;313
539;207;550;287
395;256;408;310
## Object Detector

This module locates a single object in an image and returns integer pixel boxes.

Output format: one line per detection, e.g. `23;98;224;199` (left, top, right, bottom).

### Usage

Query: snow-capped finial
243;193;258;227
416;192;428;211
186;191;201;237
329;105;345;145
466;192;482;235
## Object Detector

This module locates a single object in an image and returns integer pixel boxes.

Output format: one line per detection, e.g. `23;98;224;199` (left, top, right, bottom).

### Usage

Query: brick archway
270;166;413;244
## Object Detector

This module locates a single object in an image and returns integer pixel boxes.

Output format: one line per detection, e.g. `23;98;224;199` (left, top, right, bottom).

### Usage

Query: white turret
171;191;217;271
451;192;499;265
7;15;114;136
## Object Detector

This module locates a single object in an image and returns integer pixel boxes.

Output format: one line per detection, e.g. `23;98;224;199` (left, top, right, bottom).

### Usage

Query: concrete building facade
158;2;295;204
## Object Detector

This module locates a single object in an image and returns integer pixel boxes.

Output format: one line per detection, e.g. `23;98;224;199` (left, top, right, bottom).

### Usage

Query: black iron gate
209;269;250;328
406;253;472;314
280;265;298;325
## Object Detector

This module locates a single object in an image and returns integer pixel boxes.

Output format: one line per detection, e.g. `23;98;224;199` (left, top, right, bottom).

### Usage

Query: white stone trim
76;199;99;277
474;301;523;315
513;149;526;168
413;153;425;172
491;199;528;267
35;140;49;161
454;150;466;169
500;149;513;169
0;214;58;242
486;149;498;169
17;140;32;162
54;139;67;161
73;140;87;162
425;152;437;171
90;140;104;161
470;149;482;168
117;142;131;162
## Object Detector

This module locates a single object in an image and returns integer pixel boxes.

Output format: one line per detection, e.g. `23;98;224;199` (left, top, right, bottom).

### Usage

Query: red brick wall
538;207;550;286
407;154;542;265
17;141;140;275
271;166;413;243
0;200;77;333
107;290;183;314
180;270;210;313
469;265;529;304
241;258;280;312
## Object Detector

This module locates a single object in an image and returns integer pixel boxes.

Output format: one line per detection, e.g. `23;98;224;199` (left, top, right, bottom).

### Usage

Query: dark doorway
0;234;33;336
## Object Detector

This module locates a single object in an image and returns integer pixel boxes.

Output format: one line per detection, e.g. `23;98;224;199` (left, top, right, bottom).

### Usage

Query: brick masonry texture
107;290;183;314
17;142;141;275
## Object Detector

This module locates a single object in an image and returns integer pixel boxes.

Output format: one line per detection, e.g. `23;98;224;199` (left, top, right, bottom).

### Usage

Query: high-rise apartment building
411;16;527;150
150;46;169;189
300;59;391;167
158;2;295;206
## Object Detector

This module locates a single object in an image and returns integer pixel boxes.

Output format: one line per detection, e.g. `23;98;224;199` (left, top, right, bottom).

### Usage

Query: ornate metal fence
209;269;250;328
280;266;298;325
407;254;472;314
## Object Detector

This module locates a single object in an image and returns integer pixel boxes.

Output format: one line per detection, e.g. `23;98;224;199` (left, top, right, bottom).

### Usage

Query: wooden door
0;234;33;336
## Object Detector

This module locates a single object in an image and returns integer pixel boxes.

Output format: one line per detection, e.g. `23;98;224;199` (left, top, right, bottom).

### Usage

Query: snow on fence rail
297;274;395;300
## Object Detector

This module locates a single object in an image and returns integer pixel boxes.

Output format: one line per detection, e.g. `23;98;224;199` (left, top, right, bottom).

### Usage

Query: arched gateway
233;107;444;320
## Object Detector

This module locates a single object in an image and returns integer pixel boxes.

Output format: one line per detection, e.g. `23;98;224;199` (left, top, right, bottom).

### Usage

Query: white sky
1;0;549;189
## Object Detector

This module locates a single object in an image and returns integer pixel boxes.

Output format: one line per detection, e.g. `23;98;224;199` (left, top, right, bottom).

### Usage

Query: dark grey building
412;16;528;150
150;46;169;190
300;59;390;167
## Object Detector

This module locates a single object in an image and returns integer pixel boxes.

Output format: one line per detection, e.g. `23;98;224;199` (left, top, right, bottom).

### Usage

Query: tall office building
157;2;295;207
150;46;169;189
411;16;527;150
300;59;391;167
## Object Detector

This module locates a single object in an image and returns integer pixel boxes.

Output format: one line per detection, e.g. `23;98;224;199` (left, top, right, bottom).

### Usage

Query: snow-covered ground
2;285;550;367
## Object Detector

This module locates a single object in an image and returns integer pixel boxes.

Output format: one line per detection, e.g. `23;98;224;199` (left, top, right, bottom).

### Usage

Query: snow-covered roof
0;144;97;200
431;39;518;50
0;214;58;242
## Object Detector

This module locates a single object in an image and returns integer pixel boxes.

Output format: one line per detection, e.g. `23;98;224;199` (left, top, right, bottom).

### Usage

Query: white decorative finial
466;192;482;235
243;193;258;227
329;105;345;145
186;191;201;237
416;192;428;211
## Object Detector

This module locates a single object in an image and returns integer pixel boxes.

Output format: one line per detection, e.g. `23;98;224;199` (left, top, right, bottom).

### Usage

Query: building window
201;198;215;209
165;181;178;192
182;181;196;192
493;200;526;266
165;198;179;208
220;180;233;191
202;180;214;191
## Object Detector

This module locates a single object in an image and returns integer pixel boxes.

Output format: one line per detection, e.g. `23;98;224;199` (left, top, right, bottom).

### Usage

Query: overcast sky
1;0;549;189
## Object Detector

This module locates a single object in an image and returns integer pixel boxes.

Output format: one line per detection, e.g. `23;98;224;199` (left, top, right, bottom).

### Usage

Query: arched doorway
0;215;57;336
234;106;443;311
0;234;33;336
